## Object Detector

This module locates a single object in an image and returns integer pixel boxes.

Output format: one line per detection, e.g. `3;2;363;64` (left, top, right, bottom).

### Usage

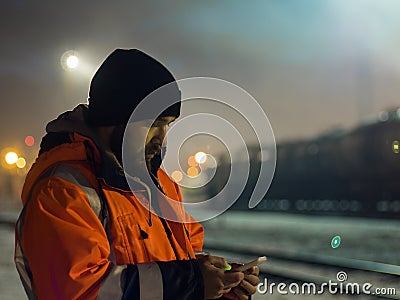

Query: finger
208;255;230;269
221;287;232;294
243;266;259;276
222;271;245;286
244;274;260;286
232;286;250;300
221;291;236;300
216;290;235;300
239;279;257;296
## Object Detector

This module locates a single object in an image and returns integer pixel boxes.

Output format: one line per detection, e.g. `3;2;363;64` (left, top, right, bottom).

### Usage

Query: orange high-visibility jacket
15;126;204;300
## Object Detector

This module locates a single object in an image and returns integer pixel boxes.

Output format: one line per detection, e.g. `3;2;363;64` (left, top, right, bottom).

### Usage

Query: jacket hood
46;104;94;138
45;104;123;173
22;104;148;204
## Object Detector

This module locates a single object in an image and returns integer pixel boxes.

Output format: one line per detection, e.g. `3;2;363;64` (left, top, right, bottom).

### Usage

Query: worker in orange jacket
15;49;259;299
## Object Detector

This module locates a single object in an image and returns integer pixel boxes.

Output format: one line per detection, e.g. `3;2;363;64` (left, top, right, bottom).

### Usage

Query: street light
194;151;207;164
66;55;79;69
5;151;18;165
61;50;80;70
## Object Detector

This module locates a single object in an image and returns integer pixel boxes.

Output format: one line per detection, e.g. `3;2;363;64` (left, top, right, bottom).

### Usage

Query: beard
146;142;161;157
110;125;151;175
109;126;165;177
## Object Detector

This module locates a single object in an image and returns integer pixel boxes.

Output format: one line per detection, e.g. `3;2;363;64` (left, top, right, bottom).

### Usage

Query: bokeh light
5;151;18;165
60;50;80;70
171;170;183;182
331;235;341;249
187;156;198;167
187;166;199;178
25;135;35;147
392;140;399;154
16;157;26;168
66;55;79;69
194;151;207;164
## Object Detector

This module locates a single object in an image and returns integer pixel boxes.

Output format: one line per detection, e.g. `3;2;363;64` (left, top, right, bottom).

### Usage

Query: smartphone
232;256;267;272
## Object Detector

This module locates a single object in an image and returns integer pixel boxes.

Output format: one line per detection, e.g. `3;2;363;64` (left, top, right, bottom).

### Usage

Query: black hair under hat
87;49;181;126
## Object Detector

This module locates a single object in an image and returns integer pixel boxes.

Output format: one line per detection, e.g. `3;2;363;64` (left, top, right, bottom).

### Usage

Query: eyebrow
155;117;175;123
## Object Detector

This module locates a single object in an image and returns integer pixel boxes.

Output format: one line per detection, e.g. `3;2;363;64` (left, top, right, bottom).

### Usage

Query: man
15;49;259;299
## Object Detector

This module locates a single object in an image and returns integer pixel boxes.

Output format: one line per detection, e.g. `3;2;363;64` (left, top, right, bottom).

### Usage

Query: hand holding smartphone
232;256;267;272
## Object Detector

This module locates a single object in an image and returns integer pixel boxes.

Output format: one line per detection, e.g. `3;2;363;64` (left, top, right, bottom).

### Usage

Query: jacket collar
37;104;146;191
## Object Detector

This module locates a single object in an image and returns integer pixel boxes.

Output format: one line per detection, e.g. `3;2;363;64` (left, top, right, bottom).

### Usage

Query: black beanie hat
87;49;181;126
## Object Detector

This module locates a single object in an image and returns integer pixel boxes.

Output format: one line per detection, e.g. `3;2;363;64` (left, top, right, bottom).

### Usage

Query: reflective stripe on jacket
15;132;204;300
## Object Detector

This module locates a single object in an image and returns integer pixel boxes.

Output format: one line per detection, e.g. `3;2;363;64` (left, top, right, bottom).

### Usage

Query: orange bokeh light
187;156;198;167
171;170;183;182
25;135;35;147
187;166;199;178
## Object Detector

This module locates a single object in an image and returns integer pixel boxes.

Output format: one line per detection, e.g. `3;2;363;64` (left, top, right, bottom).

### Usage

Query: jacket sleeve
122;260;204;300
19;176;205;300
20;177;111;300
